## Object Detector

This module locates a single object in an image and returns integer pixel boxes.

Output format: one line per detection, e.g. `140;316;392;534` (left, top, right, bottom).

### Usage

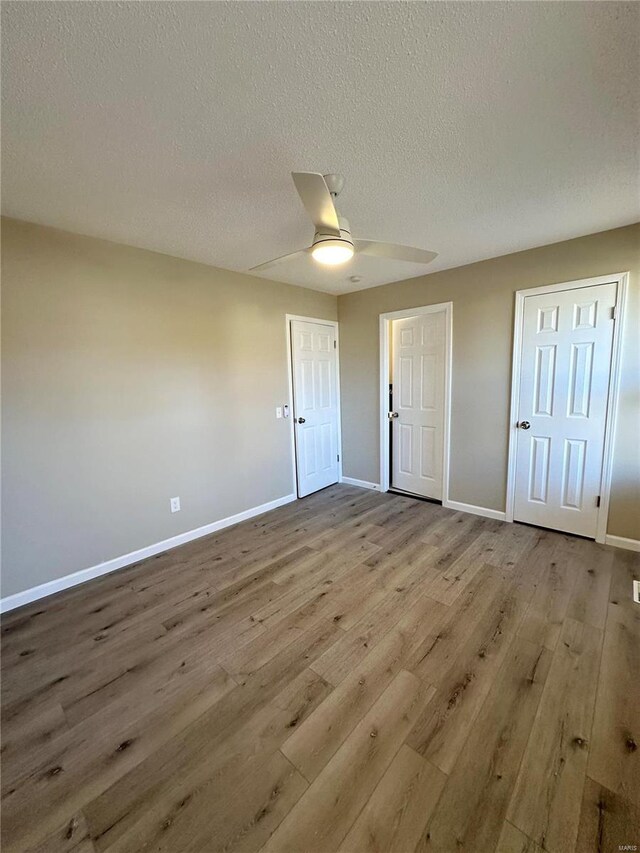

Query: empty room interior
1;2;639;852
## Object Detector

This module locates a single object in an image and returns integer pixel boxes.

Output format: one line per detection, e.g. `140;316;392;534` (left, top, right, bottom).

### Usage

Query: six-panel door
513;282;617;537
391;311;446;500
291;320;339;498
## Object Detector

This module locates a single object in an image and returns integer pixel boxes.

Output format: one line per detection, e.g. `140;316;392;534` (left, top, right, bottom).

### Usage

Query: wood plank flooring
1;485;638;853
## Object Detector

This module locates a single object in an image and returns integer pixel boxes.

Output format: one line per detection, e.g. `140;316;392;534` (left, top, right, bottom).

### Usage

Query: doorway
287;316;342;498
379;303;452;500
506;274;628;541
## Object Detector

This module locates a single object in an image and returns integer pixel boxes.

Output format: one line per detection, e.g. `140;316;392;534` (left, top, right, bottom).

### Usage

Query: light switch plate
170;497;181;513
633;579;640;605
275;407;282;419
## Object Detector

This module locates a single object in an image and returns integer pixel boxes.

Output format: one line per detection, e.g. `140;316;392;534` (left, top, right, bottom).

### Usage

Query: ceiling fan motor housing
311;216;354;264
312;216;353;251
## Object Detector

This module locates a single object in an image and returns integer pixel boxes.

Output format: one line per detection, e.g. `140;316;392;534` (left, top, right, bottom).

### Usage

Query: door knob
518;421;531;430
388;411;399;419
297;417;306;424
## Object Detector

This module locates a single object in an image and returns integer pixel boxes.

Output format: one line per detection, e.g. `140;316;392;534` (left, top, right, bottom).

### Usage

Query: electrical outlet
275;406;283;419
170;496;181;513
633;579;640;605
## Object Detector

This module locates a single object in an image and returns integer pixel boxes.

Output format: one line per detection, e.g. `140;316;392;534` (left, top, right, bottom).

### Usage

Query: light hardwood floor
1;485;638;852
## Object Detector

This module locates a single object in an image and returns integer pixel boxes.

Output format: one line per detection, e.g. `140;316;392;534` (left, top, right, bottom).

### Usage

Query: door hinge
596;495;601;508
611;305;617;320
334;340;337;349
337;454;340;462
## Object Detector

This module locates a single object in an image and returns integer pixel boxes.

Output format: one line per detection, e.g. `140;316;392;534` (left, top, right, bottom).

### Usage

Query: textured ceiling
2;2;639;294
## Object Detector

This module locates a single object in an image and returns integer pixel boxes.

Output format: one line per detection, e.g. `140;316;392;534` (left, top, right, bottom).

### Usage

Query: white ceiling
2;2;639;295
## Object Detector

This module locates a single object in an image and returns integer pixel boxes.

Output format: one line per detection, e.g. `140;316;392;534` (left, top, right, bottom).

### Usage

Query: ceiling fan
250;172;438;273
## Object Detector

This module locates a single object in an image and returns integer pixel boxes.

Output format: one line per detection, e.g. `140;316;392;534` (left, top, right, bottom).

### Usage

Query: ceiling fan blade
249;248;309;273
291;172;341;237
355;240;438;265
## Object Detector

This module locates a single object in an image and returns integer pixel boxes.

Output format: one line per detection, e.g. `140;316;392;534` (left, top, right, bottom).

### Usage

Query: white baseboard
0;493;297;614
340;477;381;491
605;534;640;552
4;486;632;614
442;499;507;522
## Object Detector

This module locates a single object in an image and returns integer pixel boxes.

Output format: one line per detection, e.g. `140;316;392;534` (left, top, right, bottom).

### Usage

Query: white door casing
291;319;340;498
513;282;617;538
390;310;446;499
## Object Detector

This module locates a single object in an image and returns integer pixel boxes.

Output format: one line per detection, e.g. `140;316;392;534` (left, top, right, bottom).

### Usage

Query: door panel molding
379;302;452;499
506;272;629;543
286;315;342;499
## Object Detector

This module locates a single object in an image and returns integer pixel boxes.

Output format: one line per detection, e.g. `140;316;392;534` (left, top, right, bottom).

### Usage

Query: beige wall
338;223;640;539
1;218;337;597
2;219;638;599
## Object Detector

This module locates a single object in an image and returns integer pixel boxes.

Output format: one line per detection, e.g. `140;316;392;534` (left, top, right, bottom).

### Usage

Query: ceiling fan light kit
250;171;438;274
311;217;354;265
311;238;354;265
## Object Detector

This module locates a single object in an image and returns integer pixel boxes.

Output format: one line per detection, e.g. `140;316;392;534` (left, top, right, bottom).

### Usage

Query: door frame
379;302;453;497
505;272;629;543
285;315;343;498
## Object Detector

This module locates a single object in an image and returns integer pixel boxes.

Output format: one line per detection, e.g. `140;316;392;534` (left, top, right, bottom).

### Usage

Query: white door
513;282;617;537
291;320;340;498
391;311;446;500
